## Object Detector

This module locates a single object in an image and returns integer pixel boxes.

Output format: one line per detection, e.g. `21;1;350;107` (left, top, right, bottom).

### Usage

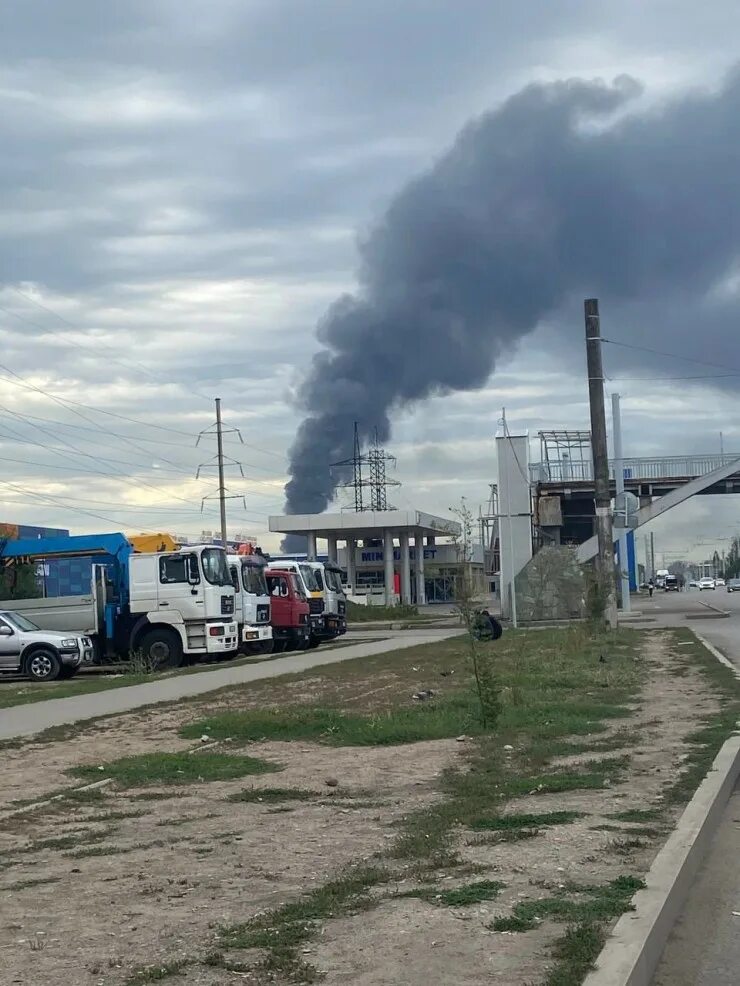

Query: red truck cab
264;568;310;652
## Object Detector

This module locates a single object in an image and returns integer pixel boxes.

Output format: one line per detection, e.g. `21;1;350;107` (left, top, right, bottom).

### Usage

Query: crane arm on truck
0;533;131;564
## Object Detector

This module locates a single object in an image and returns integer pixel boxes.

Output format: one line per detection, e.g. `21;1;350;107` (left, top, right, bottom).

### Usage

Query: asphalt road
0;628;463;742
636;588;740;986
627;587;740;669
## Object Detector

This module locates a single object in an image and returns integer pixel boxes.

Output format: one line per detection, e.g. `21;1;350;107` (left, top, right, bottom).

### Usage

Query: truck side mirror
187;555;200;585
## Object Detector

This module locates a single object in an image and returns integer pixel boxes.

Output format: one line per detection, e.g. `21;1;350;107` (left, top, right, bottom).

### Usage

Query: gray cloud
285;70;740;516
2;1;740;549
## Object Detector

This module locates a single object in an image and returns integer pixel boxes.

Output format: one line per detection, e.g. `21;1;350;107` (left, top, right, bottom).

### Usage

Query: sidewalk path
0;629;463;742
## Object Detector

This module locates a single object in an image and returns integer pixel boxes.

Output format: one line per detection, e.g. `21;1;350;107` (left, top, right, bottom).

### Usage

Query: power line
0;300;285;460
0;297;163;385
608;372;740;382
601;338;740;375
0;405;282;471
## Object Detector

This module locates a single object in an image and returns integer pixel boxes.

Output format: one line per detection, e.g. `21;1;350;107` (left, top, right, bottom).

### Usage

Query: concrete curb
583;632;740;986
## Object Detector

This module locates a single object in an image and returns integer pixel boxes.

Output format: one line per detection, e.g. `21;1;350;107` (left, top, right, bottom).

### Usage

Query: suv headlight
61;638;78;647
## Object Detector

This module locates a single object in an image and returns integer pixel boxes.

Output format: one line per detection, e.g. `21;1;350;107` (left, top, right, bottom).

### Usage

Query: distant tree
712;550;722;578
724;536;740;580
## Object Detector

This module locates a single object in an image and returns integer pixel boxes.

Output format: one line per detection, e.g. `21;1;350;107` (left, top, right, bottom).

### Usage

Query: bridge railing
530;453;740;484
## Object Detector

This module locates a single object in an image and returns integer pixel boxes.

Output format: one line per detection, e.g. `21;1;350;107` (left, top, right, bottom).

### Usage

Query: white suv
699;578;716;591
0;610;94;682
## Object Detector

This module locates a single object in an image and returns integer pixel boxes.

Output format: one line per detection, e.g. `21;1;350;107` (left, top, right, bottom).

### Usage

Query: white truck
306;561;347;637
0;533;239;670
227;552;273;654
269;558;346;646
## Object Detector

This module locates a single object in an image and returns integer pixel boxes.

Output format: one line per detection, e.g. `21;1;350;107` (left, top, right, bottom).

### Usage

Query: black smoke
284;72;740;517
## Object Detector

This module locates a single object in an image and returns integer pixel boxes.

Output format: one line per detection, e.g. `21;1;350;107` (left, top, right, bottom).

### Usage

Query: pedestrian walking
648;580;654;598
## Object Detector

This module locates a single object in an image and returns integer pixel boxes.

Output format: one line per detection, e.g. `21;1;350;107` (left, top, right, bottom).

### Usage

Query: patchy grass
608;807;664;823
346;601;422;623
123;958;191;984
3;875;61;891
181;696;486;748
467;828;542;845
221;864;387;981
68;752;280;788
544;922;607;986
491;876;645;932
400;879;505;907
470;810;585;832
227;787;317;804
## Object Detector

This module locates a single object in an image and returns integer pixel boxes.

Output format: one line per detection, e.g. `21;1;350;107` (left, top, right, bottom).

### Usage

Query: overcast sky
1;1;739;560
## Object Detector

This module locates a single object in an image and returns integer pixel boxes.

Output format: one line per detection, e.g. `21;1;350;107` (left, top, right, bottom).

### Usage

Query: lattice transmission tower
331;423;401;512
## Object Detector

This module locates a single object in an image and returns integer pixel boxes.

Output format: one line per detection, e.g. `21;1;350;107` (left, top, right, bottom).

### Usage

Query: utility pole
501;408;518;629
612;393;631;613
215;398;227;550
196;399;247;547
584;299;617;628
650;531;656;580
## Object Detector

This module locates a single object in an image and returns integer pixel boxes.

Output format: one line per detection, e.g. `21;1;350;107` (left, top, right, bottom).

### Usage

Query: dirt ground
0;632;727;985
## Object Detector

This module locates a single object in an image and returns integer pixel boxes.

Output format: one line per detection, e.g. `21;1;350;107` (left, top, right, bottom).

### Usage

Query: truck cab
227;553;273;654
264;568;309;652
306;561;347;637
127;544;238;665
268;559;327;646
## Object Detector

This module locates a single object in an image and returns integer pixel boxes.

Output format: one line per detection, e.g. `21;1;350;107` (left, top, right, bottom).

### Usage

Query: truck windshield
4;611;41;632
299;564;320;592
242;564;268;596
201;548;231;586
325;568;344;593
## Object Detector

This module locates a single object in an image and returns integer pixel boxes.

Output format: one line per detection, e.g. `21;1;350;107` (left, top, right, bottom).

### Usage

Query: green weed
69;752;280;788
544;922;607;986
228;787;317;804
400;879;505;907
491;875;644;932
470;810;584;831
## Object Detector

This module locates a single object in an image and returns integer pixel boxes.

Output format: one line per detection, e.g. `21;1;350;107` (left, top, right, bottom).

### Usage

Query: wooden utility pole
584;299;617;628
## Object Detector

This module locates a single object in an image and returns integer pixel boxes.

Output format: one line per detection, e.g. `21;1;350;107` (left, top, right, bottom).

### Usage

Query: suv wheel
25;648;62;682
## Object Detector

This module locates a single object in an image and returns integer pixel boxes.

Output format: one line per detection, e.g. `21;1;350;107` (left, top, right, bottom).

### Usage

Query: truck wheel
138;628;184;670
272;640;286;654
58;666;79;680
25;648;62;682
309;637;321;650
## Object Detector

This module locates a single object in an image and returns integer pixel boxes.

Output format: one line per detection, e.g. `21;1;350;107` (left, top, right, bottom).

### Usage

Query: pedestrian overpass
529;453;740;563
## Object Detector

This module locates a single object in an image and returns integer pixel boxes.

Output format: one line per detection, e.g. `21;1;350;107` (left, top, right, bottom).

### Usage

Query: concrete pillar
346;538;357;591
399;531;411;605
383;529;395;606
307;533;317;560
415;530;426;605
327;535;338;563
496;430;532;621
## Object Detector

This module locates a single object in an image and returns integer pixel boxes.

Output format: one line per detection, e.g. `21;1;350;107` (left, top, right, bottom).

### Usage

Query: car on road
0;610;94;682
716;578;726;586
726;579;740;593
689;580;699;588
699;577;716;591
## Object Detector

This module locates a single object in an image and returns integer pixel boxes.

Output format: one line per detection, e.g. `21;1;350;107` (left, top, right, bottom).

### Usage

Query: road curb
583;631;740;986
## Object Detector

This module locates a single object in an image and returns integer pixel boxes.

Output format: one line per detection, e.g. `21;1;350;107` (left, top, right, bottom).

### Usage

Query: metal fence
530;453;740;484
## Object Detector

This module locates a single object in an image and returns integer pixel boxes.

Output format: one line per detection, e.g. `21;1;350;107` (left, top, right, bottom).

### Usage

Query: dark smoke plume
285;72;740;518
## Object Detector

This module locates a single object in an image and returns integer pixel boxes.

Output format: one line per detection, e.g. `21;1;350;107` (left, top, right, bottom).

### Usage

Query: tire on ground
137;627;184;670
24;647;62;682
